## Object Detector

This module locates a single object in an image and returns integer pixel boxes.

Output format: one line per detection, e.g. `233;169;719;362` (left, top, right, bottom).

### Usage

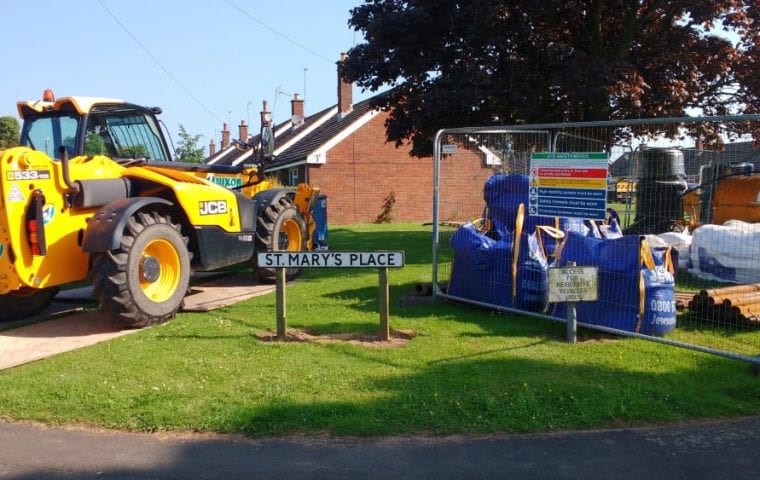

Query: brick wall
307;113;496;225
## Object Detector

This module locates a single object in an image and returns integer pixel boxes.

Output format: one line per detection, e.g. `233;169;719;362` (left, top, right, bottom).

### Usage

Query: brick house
205;54;498;225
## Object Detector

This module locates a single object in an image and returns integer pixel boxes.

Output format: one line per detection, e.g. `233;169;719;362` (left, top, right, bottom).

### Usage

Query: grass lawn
0;223;758;437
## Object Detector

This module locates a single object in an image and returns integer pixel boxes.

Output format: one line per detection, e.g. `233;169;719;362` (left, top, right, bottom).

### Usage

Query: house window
288;167;299;185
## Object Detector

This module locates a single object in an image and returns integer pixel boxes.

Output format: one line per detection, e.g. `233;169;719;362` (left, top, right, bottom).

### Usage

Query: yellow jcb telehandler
0;90;320;326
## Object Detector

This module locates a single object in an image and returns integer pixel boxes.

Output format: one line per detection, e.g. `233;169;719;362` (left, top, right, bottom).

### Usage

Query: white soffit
306;109;379;164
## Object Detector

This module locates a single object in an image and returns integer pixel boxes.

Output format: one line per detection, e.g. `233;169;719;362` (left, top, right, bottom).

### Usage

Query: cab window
86;107;169;161
21;114;79;159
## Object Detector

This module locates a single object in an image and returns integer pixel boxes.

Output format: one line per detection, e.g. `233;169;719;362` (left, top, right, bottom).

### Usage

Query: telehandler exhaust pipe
57;146;80;194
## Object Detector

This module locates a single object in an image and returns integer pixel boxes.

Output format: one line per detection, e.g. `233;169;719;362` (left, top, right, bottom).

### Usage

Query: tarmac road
1;416;759;479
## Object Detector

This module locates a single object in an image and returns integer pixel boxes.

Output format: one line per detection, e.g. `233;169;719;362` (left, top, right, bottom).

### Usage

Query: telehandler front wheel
253;197;306;283
93;212;191;328
0;287;59;322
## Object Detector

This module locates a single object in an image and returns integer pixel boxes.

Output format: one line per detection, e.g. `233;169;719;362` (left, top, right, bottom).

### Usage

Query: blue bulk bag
514;231;549;312
553;232;641;331
484;174;556;234
602;218;623;239
448;203;563;314
558;217;592;237
640;248;677;336
448;223;514;307
551;232;677;336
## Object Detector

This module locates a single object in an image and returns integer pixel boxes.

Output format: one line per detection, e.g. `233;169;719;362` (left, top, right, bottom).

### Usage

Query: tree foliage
0;116;20;149
118;145;149;158
175;125;205;163
344;0;759;155
84;133;106;155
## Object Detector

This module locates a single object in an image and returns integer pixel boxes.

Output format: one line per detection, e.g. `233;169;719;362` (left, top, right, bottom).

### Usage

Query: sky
0;0;371;154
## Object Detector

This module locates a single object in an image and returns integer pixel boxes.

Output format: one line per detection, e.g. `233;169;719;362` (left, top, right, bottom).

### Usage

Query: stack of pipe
688;283;760;327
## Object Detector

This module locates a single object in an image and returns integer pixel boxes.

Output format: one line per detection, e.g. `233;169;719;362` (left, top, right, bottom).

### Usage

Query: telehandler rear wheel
253;197;306;282
93;212;191;328
0;287;59;322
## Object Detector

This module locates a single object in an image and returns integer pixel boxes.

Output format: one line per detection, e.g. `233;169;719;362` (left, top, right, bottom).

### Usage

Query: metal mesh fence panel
432;116;760;365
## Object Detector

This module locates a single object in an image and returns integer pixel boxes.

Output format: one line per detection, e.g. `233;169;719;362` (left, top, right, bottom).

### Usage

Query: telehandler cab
0;90;318;326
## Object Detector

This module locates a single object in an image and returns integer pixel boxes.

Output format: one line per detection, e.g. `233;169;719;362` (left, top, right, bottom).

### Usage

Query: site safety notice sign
528;152;609;220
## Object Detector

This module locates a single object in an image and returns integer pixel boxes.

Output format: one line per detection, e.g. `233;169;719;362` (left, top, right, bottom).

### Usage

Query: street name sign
256;251;405;268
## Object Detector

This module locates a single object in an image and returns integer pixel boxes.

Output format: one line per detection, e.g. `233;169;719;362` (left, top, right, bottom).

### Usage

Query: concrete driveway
0;273;276;370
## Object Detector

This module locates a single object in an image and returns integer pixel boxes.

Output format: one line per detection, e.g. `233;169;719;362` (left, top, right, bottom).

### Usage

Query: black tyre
253;197;306;282
0;287;59;322
92;212;191;328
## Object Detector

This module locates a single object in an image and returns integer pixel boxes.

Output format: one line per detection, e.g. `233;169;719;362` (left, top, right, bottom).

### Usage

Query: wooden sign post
257;251;405;341
275;267;287;340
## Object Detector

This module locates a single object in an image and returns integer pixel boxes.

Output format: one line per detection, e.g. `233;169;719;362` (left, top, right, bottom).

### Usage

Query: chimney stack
260;100;272;128
291;93;304;121
221;123;230;149
238;120;249;143
337;52;353;119
209;139;216;156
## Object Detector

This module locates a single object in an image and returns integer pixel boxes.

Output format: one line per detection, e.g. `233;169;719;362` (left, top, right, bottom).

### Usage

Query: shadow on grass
426;339;550;365
214;354;760;437
156;313;399;343
319;280;566;339
676;312;760;339
291;320;389;336
321;274;758;350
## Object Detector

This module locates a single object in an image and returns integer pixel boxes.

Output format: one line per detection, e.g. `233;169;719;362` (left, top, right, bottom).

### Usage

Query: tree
0;116;20;149
175;125;205;163
118;145;149;158
344;0;759;156
84;133;107;155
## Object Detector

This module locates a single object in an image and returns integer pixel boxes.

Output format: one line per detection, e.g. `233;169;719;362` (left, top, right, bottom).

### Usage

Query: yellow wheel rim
280;218;302;251
139;238;181;303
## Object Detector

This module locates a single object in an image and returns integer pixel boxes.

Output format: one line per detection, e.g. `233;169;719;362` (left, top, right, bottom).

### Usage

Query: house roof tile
204;96;381;169
267;96;377;168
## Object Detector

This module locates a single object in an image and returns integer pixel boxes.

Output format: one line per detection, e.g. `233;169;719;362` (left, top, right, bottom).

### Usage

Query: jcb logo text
199;200;228;215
